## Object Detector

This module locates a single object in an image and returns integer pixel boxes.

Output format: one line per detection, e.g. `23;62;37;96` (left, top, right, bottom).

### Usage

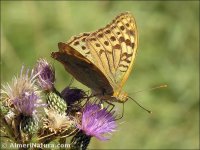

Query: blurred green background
1;1;199;149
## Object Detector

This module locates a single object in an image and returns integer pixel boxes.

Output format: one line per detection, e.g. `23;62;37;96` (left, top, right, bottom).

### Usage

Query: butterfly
52;12;138;103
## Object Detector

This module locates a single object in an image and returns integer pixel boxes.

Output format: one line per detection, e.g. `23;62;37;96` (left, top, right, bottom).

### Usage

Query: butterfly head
113;91;129;103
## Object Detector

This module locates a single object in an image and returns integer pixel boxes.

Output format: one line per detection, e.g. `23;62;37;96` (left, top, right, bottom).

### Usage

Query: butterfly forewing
67;33;94;63
86;12;138;91
86;31;117;86
53;42;113;95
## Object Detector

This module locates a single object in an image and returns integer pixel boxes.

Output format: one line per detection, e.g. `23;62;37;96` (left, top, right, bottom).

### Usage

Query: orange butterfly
52;12;138;103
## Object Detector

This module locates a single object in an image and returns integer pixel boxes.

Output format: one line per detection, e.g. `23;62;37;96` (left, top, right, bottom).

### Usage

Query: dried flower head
1;66;39;107
35;59;55;91
43;108;76;134
78;103;117;141
4;110;15;125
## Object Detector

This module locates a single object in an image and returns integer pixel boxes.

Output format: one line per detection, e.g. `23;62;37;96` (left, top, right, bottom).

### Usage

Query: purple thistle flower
35;59;55;91
78;103;117;141
13;91;43;116
61;87;86;104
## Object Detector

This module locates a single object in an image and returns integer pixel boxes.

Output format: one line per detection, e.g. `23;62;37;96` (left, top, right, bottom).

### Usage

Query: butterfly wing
65;32;107;77
51;42;113;95
86;12;138;94
66;33;94;63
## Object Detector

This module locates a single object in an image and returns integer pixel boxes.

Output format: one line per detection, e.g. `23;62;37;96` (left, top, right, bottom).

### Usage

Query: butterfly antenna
133;84;167;95
128;96;152;114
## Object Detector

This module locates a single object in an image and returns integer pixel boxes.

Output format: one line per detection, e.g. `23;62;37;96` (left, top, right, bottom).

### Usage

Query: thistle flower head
61;87;86;104
1;66;39;107
43;108;76;134
78;103;117;141
35;59;55;91
13;91;43;116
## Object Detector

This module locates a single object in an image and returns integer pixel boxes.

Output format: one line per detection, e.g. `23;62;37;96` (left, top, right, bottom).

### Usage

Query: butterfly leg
104;100;115;112
103;100;125;120
82;95;98;107
115;103;124;120
104;101;125;120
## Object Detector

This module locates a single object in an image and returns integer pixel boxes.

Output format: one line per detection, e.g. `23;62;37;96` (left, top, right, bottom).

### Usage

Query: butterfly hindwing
67;33;94;64
86;12;138;92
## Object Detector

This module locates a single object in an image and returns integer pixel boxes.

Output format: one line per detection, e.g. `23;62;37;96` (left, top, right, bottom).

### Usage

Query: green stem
70;130;91;150
59;137;66;150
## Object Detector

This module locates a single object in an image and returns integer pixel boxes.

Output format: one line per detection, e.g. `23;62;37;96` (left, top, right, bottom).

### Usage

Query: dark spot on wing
119;37;125;43
104;41;109;46
110;36;116;41
85;51;90;54
99;49;105;56
125;39;131;47
131;42;135;48
111;26;115;29
90;38;96;41
95;43;101;47
105;30;111;34
81;38;86;42
83;33;90;36
98;33;103;38
81;46;86;50
120;26;125;31
74;41;79;46
113;44;121;50
116;32;121;35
